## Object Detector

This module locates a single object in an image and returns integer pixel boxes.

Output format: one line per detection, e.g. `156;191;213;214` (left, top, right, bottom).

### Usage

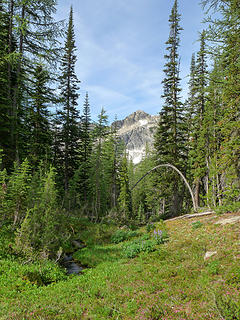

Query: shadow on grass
73;244;123;268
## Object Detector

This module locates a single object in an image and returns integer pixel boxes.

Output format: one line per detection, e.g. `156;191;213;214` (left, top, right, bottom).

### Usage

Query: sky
55;0;206;122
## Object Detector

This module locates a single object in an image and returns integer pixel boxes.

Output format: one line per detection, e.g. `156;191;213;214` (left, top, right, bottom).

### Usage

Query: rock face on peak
113;110;159;164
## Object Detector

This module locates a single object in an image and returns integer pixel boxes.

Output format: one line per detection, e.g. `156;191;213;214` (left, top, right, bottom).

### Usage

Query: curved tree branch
131;163;198;212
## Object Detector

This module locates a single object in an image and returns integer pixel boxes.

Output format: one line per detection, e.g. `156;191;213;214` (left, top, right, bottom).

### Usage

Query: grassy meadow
0;212;239;320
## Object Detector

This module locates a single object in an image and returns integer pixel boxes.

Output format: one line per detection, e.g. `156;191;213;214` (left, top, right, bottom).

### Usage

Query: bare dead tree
131;163;198;212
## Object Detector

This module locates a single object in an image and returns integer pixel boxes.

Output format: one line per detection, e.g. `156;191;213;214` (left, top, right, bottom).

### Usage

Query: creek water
62;254;84;275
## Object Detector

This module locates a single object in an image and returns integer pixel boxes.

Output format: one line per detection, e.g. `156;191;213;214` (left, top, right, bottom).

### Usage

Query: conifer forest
0;0;239;319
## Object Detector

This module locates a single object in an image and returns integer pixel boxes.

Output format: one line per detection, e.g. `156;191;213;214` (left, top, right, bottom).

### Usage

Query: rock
63;254;73;262
72;240;86;249
112;110;159;164
215;216;240;226
66;262;83;275
204;251;217;260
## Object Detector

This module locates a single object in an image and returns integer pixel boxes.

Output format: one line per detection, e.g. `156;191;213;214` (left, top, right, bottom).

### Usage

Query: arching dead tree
131;163;198;212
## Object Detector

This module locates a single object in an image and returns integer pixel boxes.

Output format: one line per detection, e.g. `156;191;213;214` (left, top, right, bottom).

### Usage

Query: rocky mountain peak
113;110;159;164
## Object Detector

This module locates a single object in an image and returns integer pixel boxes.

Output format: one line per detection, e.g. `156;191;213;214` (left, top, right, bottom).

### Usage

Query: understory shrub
215;202;240;214
153;229;169;244
123;238;156;258
146;222;155;233
0;259;67;298
192;221;203;229
111;229;138;244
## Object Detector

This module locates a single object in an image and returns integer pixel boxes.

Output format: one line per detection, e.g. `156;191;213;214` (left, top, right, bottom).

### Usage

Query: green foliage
14;167;63;257
0;225;15;259
192;221;204;229
0;159;31;225
146;222;155;233
0;259;67;298
123;238;156;258
27;64;53;167
0;211;239;319
58;6;80;192
215;289;240;320
111;229;138;244
207;260;220;275
154;0;187;217
215;202;240;214
153;229;169;244
118;152;133;220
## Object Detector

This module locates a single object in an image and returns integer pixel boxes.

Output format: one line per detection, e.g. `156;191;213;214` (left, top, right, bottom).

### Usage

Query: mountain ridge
113;110;159;164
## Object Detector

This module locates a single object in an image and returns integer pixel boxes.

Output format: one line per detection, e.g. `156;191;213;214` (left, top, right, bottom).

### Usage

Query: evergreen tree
203;0;240;205
200;60;223;207
108;118;123;209
132;146;155;222
154;0;186;217
0;0;62;168
0;2;12;169
186;54;197;143
27;64;53;167
189;31;209;207
89;108;109;219
58;6;80;192
118;152;132;220
78;92;92;203
17;0;61;161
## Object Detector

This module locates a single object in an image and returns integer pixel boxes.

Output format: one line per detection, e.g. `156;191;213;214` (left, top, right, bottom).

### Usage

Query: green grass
0;213;239;319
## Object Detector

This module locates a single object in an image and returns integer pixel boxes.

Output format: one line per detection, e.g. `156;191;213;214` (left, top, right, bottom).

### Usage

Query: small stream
62;254;84;274
61;240;87;275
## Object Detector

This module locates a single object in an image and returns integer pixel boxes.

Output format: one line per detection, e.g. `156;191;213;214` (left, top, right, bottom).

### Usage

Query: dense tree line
0;1;129;257
0;0;239;257
133;0;240;220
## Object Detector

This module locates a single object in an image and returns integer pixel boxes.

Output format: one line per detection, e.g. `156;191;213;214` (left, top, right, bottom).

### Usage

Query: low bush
192;221;203;230
153;229;169;244
207;260;221;275
146;222;155;233
0;259;67;298
111;229;138;244
215;202;240;214
123;238;156;258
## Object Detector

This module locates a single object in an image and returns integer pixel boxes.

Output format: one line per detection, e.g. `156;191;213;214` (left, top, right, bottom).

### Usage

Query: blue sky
55;0;206;122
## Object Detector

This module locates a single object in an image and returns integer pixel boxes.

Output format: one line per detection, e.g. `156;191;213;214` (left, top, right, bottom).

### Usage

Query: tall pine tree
154;0;186;217
0;2;12;169
27;64;53;167
189;31;209;207
58;6;80;192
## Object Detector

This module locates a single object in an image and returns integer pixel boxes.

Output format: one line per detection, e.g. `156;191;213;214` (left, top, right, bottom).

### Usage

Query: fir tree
189;30;209;207
78;92;92;203
58;6;80;192
89;108;109;219
10;0;62;164
27;64;53;167
118;152;132;220
207;0;240;205
0;2;12;169
154;0;186;216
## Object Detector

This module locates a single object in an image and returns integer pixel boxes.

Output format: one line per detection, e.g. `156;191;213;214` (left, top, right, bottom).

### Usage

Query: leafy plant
153;229;169;244
146;222;155;233
207;260;221;275
111;229;138;244
192;221;203;229
123;238;156;258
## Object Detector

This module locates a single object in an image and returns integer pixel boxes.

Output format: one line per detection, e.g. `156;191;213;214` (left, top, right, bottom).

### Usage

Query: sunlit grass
0;213;239;319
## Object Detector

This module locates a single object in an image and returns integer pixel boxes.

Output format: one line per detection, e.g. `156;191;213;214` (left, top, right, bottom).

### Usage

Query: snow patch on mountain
113;110;159;164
